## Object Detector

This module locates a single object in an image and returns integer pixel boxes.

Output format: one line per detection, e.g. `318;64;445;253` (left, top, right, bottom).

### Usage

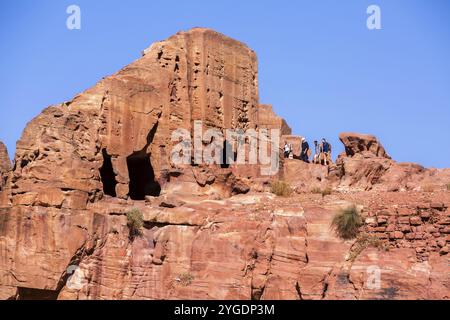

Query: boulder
339;132;390;158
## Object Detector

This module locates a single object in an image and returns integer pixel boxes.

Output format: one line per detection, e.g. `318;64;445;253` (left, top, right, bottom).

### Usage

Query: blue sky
1;0;449;167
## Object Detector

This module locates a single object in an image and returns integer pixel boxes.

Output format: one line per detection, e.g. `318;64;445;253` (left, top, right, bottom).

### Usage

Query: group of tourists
283;138;332;166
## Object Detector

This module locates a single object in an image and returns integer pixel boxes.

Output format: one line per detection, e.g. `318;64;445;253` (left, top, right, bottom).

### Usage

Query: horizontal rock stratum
0;28;449;300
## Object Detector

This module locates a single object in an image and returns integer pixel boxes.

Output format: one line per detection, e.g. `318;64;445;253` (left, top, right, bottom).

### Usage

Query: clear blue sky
1;0;449;168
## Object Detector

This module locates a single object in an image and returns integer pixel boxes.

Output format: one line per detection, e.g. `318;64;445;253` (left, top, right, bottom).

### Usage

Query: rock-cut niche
99;122;162;200
127;150;161;200
126;121;161;200
100;148;118;197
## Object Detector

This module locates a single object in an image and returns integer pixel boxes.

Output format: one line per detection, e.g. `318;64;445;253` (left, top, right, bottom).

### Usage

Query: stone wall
364;202;450;261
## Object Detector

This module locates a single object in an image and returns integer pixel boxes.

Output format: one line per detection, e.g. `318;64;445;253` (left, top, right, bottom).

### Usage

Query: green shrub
127;208;144;240
446;183;450;191
178;273;194;286
331;206;363;240
270;181;293;197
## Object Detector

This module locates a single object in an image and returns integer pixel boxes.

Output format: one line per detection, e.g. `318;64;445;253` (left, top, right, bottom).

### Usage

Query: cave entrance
100;148;117;197
221;139;237;169
127;151;161;200
17;287;59;300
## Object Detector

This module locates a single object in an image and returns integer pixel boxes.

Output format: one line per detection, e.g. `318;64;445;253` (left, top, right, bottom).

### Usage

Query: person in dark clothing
320;138;332;165
301;137;310;162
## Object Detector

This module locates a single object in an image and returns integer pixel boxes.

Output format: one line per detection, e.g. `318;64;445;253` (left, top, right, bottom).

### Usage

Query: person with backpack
320;138;332;165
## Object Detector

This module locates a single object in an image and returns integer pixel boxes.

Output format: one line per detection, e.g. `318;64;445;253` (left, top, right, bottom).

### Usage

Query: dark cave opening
127;151;161;200
100;148;118;197
221;140;231;169
17;287;59;300
221;139;237;169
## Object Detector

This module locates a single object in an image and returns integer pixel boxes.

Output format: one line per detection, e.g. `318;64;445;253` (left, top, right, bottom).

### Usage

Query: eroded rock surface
0;29;449;300
0;142;11;206
0;142;10;175
339;132;390;159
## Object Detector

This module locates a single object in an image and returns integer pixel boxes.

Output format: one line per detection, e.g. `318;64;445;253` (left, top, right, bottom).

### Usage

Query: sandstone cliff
0;29;449;300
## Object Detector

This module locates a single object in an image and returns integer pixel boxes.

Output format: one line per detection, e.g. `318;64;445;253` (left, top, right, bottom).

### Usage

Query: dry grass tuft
178;273;194;286
127;208;144;240
331;205;363;240
270;181;293;197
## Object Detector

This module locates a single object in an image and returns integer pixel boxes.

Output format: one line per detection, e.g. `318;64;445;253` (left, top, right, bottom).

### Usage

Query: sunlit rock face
0;29;449;300
0;28;289;299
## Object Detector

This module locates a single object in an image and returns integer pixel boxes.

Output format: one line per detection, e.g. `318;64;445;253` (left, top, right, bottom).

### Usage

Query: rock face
0;142;11;205
258;104;291;136
0;28;289;300
9;28;291;209
326;133;450;192
0;142;10;175
0;29;449;300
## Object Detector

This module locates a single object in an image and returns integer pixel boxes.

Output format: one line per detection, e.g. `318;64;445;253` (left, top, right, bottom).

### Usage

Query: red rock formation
10;28;271;204
0;28;288;300
0;142;11;206
0;29;449;300
339;132;390;159
328;133;450;192
0;142;10;174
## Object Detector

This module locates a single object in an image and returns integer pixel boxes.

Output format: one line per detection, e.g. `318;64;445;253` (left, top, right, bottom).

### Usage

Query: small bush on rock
311;186;332;197
127;208;144;240
270;181;293;197
331;206;363;240
178;273;194;286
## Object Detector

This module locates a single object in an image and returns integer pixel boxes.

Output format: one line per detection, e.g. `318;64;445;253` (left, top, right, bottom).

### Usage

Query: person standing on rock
284;141;291;159
313;140;320;164
320;138;332;165
301;137;310;163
